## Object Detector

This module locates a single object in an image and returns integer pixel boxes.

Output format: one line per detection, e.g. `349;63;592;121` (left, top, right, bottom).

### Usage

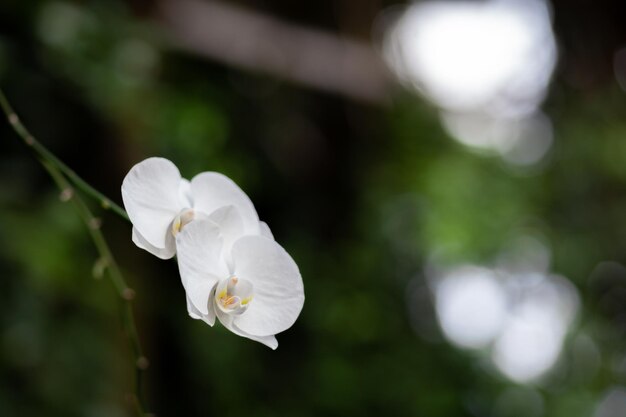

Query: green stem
1;90;149;415
0;89;129;222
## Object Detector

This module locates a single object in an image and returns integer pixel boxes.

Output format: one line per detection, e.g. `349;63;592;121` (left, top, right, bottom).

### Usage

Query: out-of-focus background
1;0;626;416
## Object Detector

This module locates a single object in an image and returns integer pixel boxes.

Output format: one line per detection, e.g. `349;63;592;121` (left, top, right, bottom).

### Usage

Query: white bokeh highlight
435;266;508;349
384;0;557;166
492;274;578;382
594;387;626;417
430;239;579;383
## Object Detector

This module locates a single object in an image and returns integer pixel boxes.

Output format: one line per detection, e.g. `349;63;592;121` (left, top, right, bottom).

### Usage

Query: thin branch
1;89;149;415
157;0;393;104
0;89;129;222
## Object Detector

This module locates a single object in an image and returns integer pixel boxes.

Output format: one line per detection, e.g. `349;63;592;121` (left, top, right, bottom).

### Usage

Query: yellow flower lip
215;275;254;315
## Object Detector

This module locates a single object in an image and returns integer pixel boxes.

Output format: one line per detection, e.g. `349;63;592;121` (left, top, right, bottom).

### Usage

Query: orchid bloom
121;157;271;259
175;215;305;349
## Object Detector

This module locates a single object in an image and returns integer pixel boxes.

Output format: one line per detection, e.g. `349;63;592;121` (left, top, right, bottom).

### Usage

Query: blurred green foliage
1;1;626;417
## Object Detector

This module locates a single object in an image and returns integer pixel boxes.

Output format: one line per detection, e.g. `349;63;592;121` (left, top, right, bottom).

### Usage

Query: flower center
171;208;195;236
215;276;253;316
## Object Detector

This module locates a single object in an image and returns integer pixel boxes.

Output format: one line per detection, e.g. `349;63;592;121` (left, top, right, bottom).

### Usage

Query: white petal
176;219;230;280
216;308;279;349
202;294;217;327
231;236;304;337
178;179;193;207
190;172;260;236
122;157;184;248
183;275;218;317
176;220;229;314
208;205;245;269
259;221;274;240
132;227;176;259
187;294;217;326
186;296;202;319
203;297;217;326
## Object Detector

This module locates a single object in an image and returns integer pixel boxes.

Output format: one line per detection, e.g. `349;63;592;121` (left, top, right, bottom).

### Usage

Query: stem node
59;188;74;202
123;288;136;301
89;217;103;230
136;356;150;370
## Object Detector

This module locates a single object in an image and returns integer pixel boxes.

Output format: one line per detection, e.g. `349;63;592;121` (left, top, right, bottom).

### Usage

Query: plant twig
1;89;149;415
0;89;129;221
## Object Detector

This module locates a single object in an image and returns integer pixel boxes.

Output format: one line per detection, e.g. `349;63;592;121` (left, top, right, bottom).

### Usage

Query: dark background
1;0;626;416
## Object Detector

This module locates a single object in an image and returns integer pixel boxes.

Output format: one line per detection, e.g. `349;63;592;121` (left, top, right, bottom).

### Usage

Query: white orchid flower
121;157;271;259
175;216;305;349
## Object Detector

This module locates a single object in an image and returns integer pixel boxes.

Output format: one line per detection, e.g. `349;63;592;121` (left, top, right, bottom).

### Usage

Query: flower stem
1;89;150;415
0;89;130;222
